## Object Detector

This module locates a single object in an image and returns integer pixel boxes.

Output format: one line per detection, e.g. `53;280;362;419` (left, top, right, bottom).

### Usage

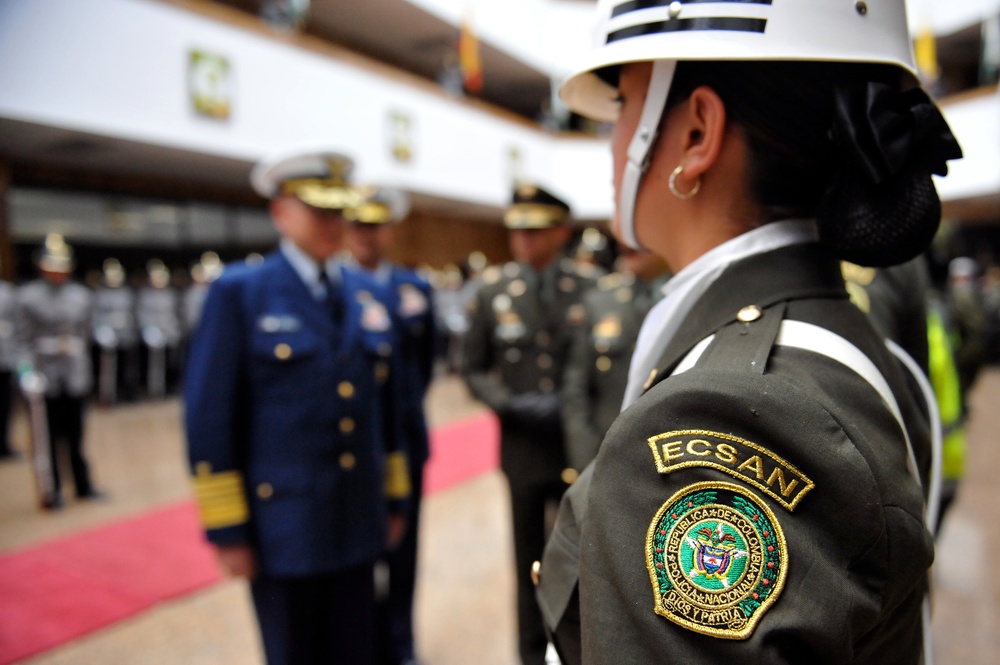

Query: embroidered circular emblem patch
646;481;787;640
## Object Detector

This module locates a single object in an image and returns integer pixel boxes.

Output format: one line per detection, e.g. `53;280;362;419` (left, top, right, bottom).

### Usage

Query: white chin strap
619;59;677;250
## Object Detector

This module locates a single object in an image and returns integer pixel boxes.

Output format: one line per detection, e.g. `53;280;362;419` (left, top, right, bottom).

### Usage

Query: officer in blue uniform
185;150;411;665
343;186;436;665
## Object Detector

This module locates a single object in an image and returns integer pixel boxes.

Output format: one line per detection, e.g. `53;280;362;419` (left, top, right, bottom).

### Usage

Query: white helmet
561;0;917;249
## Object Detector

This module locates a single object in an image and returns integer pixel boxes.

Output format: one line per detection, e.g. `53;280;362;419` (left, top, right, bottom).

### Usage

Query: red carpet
0;412;499;663
0;502;222;664
423;411;500;494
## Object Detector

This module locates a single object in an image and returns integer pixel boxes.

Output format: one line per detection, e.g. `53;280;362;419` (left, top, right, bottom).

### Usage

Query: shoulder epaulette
840;261;877;286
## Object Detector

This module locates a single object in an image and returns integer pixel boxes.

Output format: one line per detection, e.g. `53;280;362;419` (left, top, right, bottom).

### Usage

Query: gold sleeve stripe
192;470;249;529
193;469;243;494
384;452;412;500
194;482;246;498
199;504;250;530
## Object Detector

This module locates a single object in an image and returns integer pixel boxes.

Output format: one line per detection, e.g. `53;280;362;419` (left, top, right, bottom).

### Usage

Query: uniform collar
342;254;393;285
280;239;341;300
623;220;823;409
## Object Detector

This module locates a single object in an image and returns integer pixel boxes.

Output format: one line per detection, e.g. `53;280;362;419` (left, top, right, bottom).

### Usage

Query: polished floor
2;370;999;664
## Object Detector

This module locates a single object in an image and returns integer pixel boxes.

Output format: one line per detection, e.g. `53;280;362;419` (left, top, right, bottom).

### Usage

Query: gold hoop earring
668;165;701;200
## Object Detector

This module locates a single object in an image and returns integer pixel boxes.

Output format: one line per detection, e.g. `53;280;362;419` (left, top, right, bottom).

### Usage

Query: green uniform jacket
561;274;666;472
842;258;931;373
538;243;932;664
462;258;598;484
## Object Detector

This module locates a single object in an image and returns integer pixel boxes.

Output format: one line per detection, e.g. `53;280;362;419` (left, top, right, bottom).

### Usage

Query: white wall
403;0;596;79
0;0;614;218
907;0;1000;34
937;90;1000;202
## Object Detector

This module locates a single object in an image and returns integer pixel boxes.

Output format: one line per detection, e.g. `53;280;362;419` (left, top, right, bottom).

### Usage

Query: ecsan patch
646;481;787;640
647;429;814;511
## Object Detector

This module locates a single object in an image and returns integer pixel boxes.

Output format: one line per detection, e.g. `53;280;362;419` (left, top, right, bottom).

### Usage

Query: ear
675;85;727;180
269;196;290;229
268;196;285;218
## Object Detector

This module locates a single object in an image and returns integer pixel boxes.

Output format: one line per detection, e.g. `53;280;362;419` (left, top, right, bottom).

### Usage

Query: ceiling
226;0;556;119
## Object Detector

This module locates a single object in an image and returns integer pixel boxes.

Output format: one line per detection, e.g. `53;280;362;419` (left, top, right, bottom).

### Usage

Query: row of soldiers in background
0;236;268;510
86;251;224;404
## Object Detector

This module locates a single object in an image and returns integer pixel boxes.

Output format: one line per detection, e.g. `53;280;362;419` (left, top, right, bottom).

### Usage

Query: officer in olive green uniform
533;0;963;661
561;247;670;474
843;257;970;529
842;258;932;373
461;183;597;665
539;245;937;664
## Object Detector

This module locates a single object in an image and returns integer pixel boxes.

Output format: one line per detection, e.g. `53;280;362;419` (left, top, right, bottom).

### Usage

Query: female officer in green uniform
536;1;962;663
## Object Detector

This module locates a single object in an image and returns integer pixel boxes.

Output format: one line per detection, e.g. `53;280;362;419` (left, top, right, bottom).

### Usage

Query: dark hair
663;61;949;267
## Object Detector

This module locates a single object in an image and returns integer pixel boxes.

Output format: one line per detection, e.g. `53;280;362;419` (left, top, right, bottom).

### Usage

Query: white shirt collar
622;219;819;409
280;239;341;300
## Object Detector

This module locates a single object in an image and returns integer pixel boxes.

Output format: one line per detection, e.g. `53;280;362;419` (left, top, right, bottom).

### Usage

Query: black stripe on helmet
611;0;772;20
606;16;767;43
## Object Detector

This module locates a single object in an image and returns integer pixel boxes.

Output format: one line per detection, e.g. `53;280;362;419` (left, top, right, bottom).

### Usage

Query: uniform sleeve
184;276;252;546
577;364;931;664
383;345;413;508
416;281;438;395
874;270;929;373
845;259;930;374
343;267;415;508
461;286;512;413
561;301;604;471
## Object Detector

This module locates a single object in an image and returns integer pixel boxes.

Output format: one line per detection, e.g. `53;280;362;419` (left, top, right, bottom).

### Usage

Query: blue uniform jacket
354;264;436;468
185;251;400;577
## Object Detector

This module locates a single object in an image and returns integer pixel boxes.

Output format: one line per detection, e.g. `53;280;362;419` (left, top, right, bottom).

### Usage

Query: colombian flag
459;15;483;93
914;24;939;87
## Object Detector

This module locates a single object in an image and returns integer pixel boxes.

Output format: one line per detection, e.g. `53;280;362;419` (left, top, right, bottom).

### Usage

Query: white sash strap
775;321;922;491
673;320;923;490
670;334;715;377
